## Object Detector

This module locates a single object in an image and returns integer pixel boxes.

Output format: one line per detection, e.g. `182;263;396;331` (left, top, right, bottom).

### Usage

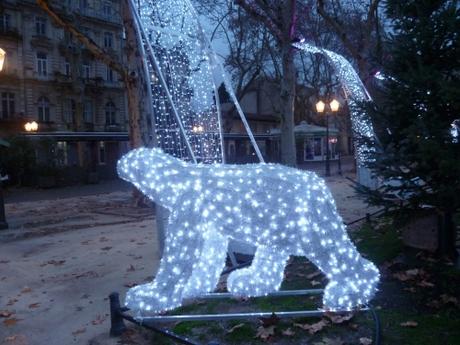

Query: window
35;16;47;36
1;92;15;119
105;101;116;125
79;0;88;13
0;13;10;32
64;99;76;123
105;65;113;83
98;142;106;165
38;96;50;122
64;59;71;76
56;142;68;166
36;52;47;76
104;32;113;48
83;100;93;123
103;2;112;18
82;63;90;79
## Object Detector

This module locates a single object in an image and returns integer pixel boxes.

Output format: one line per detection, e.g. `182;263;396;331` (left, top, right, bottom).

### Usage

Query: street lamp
24;121;39;132
0;48;5;72
316;98;340;176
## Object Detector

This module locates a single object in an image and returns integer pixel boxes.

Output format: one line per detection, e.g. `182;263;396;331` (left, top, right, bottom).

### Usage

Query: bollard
109;292;127;337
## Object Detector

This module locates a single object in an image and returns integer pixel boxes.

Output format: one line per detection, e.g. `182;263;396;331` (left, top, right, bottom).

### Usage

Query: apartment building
0;0;129;182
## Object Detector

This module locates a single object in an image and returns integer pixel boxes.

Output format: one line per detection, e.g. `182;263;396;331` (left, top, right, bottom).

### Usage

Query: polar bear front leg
182;231;228;299
227;245;290;297
125;212;203;313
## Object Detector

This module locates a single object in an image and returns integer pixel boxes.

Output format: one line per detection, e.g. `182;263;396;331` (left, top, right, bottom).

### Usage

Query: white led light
118;148;380;314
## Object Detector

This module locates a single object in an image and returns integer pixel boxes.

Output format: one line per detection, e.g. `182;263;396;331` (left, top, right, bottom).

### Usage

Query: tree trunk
121;0;150;149
279;0;297;167
438;211;458;260
279;43;297;167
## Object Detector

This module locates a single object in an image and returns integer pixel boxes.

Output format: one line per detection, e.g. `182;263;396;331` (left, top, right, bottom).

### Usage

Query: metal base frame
109;290;380;345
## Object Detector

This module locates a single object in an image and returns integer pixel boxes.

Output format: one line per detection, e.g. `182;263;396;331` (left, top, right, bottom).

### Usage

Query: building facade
0;0;129;183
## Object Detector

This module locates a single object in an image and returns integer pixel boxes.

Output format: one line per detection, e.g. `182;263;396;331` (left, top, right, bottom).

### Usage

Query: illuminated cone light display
118;148;380;313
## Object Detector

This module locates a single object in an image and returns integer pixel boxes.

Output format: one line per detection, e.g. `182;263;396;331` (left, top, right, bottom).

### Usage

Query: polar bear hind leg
227;245;290;297
299;221;380;310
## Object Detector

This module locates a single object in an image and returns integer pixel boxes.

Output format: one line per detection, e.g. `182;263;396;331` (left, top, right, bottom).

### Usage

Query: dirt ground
0;174;376;345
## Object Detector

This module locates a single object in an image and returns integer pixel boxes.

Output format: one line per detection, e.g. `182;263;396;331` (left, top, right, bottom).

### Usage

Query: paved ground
0;170;377;345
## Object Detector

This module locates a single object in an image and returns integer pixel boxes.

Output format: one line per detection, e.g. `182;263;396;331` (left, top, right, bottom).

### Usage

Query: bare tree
316;0;383;85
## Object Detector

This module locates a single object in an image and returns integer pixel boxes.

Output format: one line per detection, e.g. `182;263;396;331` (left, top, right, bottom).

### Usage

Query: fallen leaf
101;246;112;251
0;310;13;318
91;314;107;325
400;321;418;327
6;299;18;306
255;325;275;341
72;328;86;336
359;337;373;344
313;336;344;345
3;318;21;327
227;323;244;334
282;328;295;336
47;260;65;266
28;303;40;309
3;334;29;345
127;265;136;272
21;287;32;294
124;282;137;288
0;260;10;264
417;280;434;288
326;312;354;324
294;319;329;334
259;313;280;327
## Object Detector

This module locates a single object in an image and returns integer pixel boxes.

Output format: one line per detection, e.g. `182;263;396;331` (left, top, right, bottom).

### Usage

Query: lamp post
316;99;340;177
24;121;39;132
0;48;5;72
0;49;7;229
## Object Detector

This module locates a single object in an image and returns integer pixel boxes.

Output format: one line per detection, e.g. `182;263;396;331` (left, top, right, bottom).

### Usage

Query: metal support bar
109;292;127;337
109;289;379;345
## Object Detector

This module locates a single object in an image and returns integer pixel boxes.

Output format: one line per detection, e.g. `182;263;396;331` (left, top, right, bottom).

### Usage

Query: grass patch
353;221;403;265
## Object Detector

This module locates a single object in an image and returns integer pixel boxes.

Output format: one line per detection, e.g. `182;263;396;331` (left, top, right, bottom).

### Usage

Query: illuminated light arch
293;41;377;187
118;148;380;314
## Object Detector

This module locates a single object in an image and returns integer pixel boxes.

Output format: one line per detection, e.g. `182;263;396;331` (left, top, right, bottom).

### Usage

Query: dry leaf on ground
400;321;418;327
227;323;244;334
3;334;29;345
91;314;107;325
282;328;295;336
20;287;32;294
71;328;86;336
255;325;275;341
313;336;344;345
3;318;21;327
0;310;13;318
294;319;329;334
259;313;280;327
28;303;40;309
326;312;354;324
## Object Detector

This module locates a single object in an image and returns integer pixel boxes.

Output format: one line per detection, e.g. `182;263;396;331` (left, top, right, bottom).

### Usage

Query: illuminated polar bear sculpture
118;147;379;313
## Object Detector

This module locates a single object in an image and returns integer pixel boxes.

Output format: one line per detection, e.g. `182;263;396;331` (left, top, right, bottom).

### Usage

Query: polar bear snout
117;148;147;185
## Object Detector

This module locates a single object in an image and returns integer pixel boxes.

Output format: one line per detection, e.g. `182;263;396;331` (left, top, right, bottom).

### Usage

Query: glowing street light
24;121;39;132
192;125;204;134
316;98;340;176
0;48;5;72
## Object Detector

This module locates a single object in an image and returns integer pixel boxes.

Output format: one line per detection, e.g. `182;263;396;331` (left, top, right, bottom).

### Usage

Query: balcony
53;72;74;85
0;28;22;41
30;35;53;49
